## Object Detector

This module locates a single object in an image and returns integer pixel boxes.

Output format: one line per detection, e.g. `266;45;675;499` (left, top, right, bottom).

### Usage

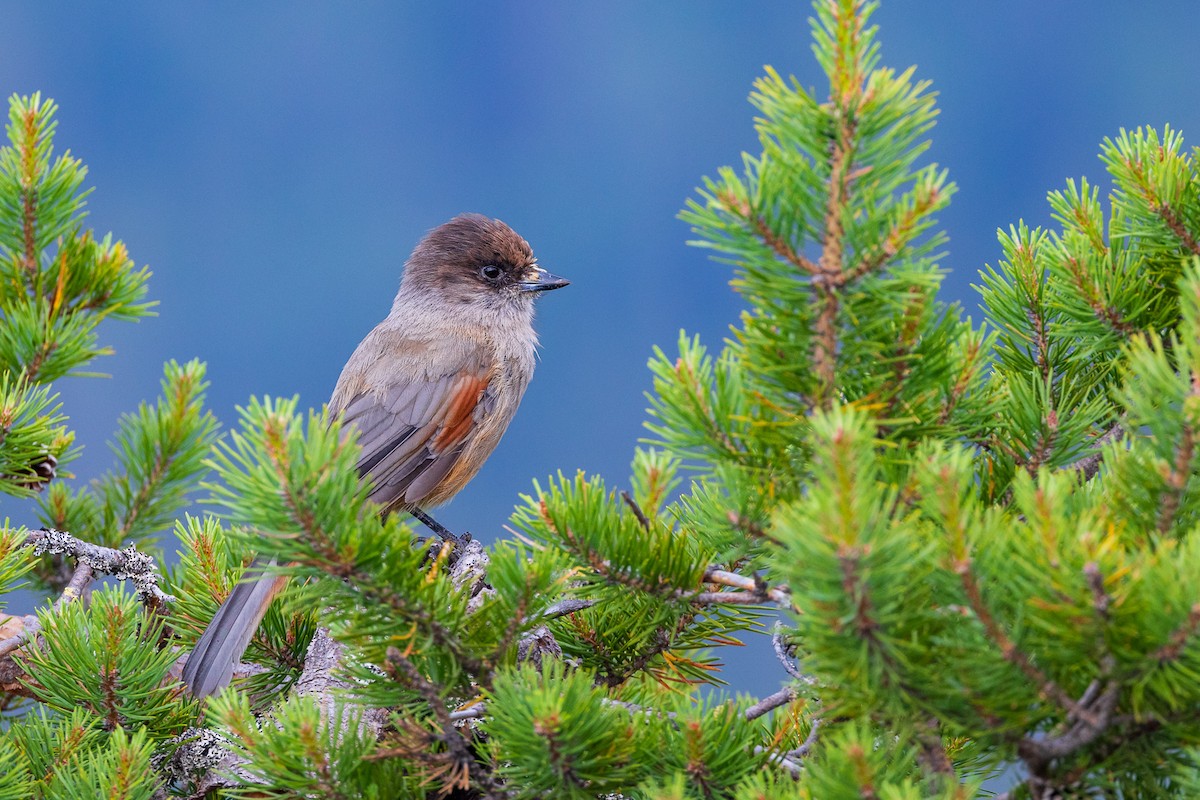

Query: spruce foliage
2;2;1200;797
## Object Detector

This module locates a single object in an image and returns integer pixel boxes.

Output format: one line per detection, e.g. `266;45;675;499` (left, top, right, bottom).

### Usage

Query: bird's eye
480;264;502;282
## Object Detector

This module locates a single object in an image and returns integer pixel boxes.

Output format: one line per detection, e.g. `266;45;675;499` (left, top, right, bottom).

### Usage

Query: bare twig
603;697;679;725
620;491;652;532
449;703;486;722
772;622;811;682
702;567;790;605
540;598;596;620
24;528;176;612
53;561;94;613
1072;422;1125;482
296;629;387;733
789;717;822;759
0;615;39;660
1017;679;1120;775
692;590;770;605
745;686;795;721
754;745;803;778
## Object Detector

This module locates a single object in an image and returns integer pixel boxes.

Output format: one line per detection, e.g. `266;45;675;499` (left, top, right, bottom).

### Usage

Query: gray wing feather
332;339;492;510
395;441;465;500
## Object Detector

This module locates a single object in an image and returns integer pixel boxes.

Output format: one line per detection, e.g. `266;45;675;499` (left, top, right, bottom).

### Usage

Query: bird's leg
409;508;469;544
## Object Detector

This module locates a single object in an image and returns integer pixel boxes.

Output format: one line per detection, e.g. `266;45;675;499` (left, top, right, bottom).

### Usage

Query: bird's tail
182;560;288;698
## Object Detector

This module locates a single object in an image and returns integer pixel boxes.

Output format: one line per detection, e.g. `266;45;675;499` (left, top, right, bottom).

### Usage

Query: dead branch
745;686;795;721
24;527;176;612
0;528;177;694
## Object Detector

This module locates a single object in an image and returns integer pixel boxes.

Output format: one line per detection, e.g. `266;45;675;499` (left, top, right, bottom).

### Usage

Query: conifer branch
1021;410;1059;475
1084;562;1110;621
260;412;334;554
956;558;1087;722
811;4;864;404
915;718;957;780
239;407;486;674
350;562;484;676
18;103;39;276
1152;602;1200;662
11;7;1200;797
938;335;982;426
1155;416;1194;534
380;646;502;799
1157;203;1200;256
1121;148;1200;255
20;344;55;386
117;427;183;542
1008;576;1124;793
1063;256;1136;336
714;189;820;276
600;626;672;688
880;289;926;422
554;521;673;599
840;549;877;640
1008;239;1053;381
844;184;942;284
0;528;174;697
726;510;770;542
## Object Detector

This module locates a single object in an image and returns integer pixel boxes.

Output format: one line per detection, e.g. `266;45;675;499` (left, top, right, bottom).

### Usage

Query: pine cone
5;452;57;491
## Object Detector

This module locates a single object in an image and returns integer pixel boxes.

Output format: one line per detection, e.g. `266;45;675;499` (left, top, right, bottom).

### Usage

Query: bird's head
399;214;568;321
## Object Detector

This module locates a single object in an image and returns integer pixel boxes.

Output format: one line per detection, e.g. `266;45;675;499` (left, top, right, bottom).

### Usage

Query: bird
182;214;568;698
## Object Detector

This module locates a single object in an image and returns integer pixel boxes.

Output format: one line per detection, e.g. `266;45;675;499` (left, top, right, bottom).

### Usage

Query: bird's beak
517;267;570;293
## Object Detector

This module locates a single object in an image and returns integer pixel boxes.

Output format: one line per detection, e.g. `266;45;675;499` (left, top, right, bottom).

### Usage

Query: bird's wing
332;339;496;510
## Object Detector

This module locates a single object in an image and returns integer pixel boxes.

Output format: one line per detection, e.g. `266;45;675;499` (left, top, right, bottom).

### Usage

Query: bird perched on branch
183;214;568;697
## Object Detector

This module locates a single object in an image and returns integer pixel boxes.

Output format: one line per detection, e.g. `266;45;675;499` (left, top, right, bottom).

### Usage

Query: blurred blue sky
3;3;1200;697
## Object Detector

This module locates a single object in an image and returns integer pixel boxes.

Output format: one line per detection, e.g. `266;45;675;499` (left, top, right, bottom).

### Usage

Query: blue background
3;2;1200;705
